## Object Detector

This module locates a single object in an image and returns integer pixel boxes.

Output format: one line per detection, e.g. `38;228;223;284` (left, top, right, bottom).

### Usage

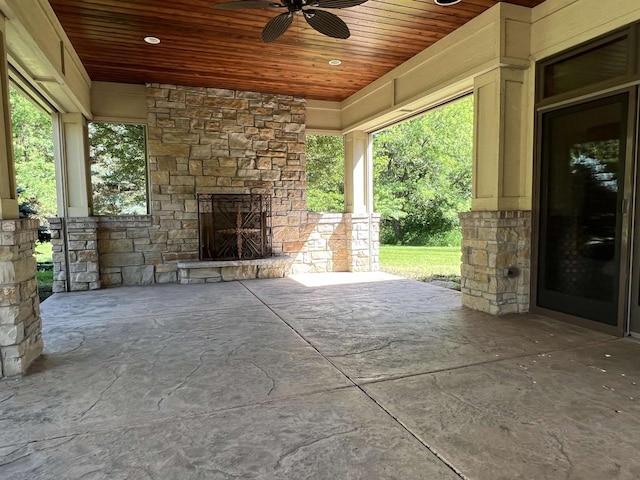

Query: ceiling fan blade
303;9;350;39
212;0;282;9
311;0;368;9
262;12;293;42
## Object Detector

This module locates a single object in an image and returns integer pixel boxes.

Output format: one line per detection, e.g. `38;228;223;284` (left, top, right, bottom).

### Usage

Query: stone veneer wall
0;219;43;377
49;84;380;289
346;213;380;272
50;217;101;292
147;83;306;260
459;211;531;315
291;212;380;274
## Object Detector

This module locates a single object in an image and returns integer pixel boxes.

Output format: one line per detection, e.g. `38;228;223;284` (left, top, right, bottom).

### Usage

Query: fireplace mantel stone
177;255;293;284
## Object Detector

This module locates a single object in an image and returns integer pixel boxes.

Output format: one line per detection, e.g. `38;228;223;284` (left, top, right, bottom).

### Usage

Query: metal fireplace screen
198;194;272;261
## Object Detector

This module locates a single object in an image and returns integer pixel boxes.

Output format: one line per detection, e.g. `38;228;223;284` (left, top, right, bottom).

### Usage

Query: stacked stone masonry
0;219;43;377
346;213;381;273
97;216;173;287
459;211;531;315
50;84;380;289
50;217;101;292
147;84;307;260
177;256;292;284
292;212;380;274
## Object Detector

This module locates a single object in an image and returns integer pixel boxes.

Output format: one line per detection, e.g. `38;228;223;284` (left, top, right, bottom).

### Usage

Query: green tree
89;123;147;215
10;87;56;221
305;134;344;212
373;95;473;245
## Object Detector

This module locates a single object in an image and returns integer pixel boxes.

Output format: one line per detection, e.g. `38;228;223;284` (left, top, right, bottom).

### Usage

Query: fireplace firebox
197;194;272;261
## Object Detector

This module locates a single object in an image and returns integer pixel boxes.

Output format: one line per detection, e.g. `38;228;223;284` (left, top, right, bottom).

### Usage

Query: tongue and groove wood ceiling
49;0;545;102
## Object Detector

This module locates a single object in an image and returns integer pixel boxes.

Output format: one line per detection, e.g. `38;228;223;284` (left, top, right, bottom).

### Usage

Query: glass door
537;92;632;329
629;93;640;335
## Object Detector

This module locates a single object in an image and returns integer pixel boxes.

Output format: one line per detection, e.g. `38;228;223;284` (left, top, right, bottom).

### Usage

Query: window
89;123;148;215
540;28;634;100
305;134;345;213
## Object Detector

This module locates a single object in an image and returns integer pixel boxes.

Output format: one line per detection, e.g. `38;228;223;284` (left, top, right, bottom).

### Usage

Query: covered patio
1;0;640;477
1;275;639;479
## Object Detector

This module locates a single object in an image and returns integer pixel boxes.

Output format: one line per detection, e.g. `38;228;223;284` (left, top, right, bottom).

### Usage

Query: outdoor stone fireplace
49;83;380;292
198;193;272;261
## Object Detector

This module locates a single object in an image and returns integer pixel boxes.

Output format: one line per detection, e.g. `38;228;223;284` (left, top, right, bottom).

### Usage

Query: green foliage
35;242;53;263
10;87;56;221
305;134;344;212
17;187;37;218
373;96;473;246
305;97;473;246
89;123;148;215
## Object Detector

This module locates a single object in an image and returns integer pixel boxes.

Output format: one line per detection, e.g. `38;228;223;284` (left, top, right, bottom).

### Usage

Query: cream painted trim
531;0;640;61
91;82;148;124
337;3;531;134
0;15;18;219
306;99;341;134
0;0;91;116
303;2;532;135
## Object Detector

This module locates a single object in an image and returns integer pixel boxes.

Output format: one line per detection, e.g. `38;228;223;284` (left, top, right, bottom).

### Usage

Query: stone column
51;113;99;292
58;217;100;292
0;15;42;377
49;217;67;293
345;213;380;273
343;131;379;272
0;219;43;377
459;211;531;314
460;66;532;314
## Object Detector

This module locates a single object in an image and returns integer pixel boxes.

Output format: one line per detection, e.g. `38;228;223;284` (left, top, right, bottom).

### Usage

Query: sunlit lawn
379;245;461;280
35;241;53;263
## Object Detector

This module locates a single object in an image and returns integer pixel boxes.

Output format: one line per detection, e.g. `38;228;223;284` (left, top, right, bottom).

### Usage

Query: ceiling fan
211;0;368;43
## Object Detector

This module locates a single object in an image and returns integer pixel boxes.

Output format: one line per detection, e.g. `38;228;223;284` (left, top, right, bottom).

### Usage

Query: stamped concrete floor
1;273;640;479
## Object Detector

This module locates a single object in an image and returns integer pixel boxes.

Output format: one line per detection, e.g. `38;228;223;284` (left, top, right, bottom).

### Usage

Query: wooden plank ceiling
49;0;546;101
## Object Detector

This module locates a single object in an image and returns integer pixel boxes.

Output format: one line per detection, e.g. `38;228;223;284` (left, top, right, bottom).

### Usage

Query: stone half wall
292;212;380;274
459;211;531;315
49;83;380;290
0;219;43;377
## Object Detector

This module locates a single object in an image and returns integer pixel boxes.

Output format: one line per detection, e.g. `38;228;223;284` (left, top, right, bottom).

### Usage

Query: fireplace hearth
198;194;272;261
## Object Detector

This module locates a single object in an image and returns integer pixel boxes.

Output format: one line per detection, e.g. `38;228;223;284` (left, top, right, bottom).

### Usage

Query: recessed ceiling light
435;0;462;5
144;36;161;45
328;59;342;66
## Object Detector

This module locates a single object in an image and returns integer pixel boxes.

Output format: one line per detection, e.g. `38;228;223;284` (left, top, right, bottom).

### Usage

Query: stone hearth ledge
177;255;293;284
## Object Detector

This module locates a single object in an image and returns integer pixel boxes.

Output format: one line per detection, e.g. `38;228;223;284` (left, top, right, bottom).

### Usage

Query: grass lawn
35;242;53;263
34;242;54;302
379;245;461;281
36;270;53;284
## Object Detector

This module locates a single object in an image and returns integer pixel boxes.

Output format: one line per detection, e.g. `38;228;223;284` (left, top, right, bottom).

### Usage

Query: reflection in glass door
537;93;630;327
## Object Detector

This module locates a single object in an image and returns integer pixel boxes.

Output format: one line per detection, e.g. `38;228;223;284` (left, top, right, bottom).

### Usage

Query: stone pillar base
345;213;380;273
0;219;43;377
459;211;531;315
49;217;101;292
